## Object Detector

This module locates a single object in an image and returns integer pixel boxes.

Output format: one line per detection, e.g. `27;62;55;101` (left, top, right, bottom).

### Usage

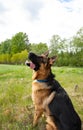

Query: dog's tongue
30;62;35;69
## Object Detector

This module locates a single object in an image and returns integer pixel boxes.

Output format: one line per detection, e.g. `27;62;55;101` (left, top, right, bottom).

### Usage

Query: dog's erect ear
49;56;57;65
42;50;49;57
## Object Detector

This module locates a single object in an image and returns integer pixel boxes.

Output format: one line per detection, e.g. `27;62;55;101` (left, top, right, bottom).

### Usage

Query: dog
26;51;81;130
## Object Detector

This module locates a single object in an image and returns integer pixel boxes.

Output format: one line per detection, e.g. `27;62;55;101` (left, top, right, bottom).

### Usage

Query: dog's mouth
25;61;36;70
25;52;41;71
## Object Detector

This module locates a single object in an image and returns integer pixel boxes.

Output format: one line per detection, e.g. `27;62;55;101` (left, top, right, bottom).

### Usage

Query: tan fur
32;61;58;130
43;92;57;130
32;80;51;126
32;63;51;80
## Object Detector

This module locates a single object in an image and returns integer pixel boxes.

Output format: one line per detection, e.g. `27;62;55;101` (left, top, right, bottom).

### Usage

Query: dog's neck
32;70;55;83
32;69;50;80
36;79;48;83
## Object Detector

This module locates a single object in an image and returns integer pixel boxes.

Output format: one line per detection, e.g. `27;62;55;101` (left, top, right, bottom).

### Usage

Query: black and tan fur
26;51;81;130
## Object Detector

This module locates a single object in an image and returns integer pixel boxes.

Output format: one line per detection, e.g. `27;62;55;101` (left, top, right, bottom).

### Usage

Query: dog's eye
43;59;47;63
42;58;48;64
39;56;48;64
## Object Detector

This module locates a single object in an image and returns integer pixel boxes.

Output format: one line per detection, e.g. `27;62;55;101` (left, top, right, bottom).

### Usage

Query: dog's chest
32;80;51;104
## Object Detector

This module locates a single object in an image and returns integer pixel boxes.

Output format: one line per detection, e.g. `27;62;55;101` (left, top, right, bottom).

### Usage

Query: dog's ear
49;56;57;65
42;50;49;57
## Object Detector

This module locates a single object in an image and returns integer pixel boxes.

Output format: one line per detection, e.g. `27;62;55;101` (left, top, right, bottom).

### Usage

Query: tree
49;35;62;55
72;27;83;52
30;42;48;55
0;39;11;54
11;32;29;54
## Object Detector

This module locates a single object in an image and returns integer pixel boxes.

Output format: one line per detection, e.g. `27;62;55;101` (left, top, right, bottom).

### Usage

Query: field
0;64;83;130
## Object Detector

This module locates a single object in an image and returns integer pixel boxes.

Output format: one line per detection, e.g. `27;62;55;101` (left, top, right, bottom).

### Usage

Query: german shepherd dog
26;51;81;130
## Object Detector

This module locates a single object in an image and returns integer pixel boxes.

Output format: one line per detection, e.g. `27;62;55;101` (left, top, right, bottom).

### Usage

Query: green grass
0;64;83;130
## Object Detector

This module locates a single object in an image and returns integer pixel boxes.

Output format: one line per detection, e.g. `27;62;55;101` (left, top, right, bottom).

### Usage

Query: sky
0;0;83;44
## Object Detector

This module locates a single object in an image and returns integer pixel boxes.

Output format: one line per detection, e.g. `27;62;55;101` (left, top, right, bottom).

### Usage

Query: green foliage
0;39;11;54
0;50;28;65
50;35;61;54
0;28;83;66
11;50;28;64
56;52;83;67
0;54;11;64
11;32;29;54
0;32;29;54
72;27;83;52
0;32;30;65
30;42;48;55
49;27;83;67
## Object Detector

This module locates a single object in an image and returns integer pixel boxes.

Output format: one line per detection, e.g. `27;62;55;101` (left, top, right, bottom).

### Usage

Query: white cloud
23;0;44;20
0;0;83;44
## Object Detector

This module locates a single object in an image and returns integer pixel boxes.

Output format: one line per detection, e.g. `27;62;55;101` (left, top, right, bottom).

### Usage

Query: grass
0;64;83;130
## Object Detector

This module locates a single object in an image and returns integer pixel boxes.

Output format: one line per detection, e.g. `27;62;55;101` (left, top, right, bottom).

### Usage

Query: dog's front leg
33;108;43;127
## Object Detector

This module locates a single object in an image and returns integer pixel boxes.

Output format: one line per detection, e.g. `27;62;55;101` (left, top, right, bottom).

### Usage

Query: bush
11;50;28;64
0;54;11;64
0;50;28;65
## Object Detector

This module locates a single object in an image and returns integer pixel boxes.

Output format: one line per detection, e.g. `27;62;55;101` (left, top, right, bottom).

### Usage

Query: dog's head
26;51;57;79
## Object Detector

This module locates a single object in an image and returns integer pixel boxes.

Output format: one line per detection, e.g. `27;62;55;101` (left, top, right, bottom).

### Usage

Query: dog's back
48;79;81;130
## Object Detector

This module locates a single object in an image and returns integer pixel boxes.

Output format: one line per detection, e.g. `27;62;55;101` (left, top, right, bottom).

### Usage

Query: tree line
0;28;83;66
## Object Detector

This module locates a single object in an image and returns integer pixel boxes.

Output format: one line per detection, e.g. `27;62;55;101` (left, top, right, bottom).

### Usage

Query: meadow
0;64;83;130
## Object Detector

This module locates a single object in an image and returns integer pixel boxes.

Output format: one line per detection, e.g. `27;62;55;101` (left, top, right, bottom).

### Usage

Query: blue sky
0;0;83;43
59;0;72;2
